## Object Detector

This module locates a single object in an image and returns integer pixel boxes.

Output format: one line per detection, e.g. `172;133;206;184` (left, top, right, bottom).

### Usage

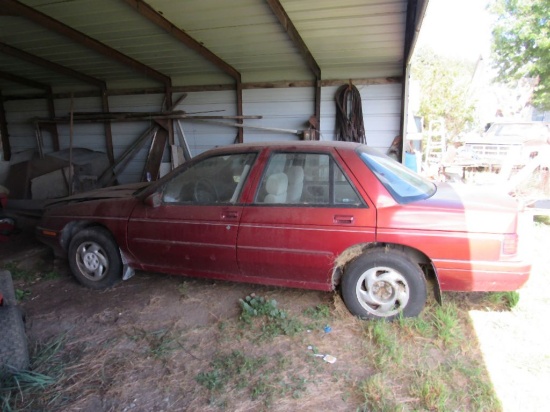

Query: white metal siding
321;83;402;152
1;84;400;185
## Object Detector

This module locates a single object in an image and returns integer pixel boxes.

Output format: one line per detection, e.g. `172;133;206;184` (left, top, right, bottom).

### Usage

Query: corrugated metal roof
0;0;422;95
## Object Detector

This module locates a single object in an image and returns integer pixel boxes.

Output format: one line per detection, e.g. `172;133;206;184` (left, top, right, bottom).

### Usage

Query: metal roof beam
0;69;51;91
123;0;241;82
0;43;114;163
403;0;419;66
0;42;106;89
123;0;242;141
0;69;60;150
1;0;171;88
265;0;321;79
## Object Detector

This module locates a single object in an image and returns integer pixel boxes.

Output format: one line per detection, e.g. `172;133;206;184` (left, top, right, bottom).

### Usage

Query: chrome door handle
222;210;239;219
334;215;354;224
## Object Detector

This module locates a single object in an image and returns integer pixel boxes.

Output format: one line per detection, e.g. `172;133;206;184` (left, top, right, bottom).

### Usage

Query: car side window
162;153;256;204
255;152;363;206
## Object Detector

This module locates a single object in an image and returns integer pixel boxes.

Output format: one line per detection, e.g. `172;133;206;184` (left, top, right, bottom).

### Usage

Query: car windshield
357;146;436;204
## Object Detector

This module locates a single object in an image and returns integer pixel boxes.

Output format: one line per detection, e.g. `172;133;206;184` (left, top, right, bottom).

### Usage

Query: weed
15;289;30;301
363;321;402;369
1;334;68;411
452;362;502;411
178;281;189;299
358;373;400;412
396;313;434;339
196;369;225;391
239;295;285;322
409;367;450;411
42;271;61;280
486;291;520;309
251;376;269;400
303;303;331;320
239;295;304;341
432;303;462;347
303;303;332;329
196;351;267;398
2;263;35;283
127;328;178;360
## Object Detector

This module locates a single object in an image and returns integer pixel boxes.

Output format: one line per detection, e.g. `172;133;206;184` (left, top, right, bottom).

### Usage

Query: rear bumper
435;258;531;291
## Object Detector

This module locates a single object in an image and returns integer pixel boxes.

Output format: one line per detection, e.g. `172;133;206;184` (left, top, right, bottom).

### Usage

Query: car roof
205;140;364;155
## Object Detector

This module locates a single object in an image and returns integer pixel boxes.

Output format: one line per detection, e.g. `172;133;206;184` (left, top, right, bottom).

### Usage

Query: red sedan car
37;142;531;320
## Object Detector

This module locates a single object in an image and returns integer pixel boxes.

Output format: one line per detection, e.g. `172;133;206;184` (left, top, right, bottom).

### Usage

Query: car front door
127;152;257;278
237;150;377;290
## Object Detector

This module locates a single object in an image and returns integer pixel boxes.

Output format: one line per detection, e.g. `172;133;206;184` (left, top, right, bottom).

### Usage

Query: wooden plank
0;91;11;161
175;120;192;161
190;119;302;135
2;77;404;102
170;145;184;169
142;128;168;181
100;125;159;186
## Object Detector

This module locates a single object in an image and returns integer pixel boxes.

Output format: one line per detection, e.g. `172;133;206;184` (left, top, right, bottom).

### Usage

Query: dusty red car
37;142;531;320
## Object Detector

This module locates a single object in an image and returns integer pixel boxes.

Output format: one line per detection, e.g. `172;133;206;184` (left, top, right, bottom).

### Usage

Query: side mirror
144;192;162;208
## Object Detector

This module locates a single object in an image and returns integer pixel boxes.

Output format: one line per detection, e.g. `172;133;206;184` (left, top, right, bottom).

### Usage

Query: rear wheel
341;248;427;320
68;227;122;289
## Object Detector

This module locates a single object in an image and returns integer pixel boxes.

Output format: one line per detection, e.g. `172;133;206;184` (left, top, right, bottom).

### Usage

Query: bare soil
2;223;372;411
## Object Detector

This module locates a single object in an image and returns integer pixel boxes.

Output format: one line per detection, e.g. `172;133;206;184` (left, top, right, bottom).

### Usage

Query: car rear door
237;149;377;290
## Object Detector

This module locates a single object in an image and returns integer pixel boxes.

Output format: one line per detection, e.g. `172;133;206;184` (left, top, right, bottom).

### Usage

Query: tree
411;48;476;140
491;0;550;109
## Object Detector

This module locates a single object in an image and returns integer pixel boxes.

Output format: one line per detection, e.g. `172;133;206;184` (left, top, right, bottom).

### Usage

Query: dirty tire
341;248;427;321
68;227;122;289
0;306;29;373
0;270;17;305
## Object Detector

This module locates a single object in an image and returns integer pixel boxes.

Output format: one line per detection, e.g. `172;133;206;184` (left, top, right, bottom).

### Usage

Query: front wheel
341;248;427;321
68;227;122;289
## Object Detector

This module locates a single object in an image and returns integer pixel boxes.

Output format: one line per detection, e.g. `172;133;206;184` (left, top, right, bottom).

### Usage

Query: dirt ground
2;215;550;411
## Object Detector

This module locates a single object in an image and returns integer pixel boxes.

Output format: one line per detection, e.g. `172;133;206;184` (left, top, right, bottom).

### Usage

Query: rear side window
255;152;364;206
358;146;436;203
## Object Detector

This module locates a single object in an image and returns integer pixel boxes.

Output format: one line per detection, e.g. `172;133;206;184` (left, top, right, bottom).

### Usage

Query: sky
416;0;494;61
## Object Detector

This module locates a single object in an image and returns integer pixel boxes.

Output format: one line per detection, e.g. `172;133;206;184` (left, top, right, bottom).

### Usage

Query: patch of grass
42;271;61;281
486;291;520;309
362;320;402;370
431;302;462;347
15;289;31;301
196;350;309;407
354;298;502;411
2;263;60;284
358;373;400;412
303;303;331;320
127;328;179;361
396;312;434;339
408;367;450;411
1;334;69;411
239;294;304;341
453;362;502;411
303;303;332;329
2;262;36;283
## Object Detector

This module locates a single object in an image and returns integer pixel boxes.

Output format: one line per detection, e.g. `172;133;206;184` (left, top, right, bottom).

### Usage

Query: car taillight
502;234;518;255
